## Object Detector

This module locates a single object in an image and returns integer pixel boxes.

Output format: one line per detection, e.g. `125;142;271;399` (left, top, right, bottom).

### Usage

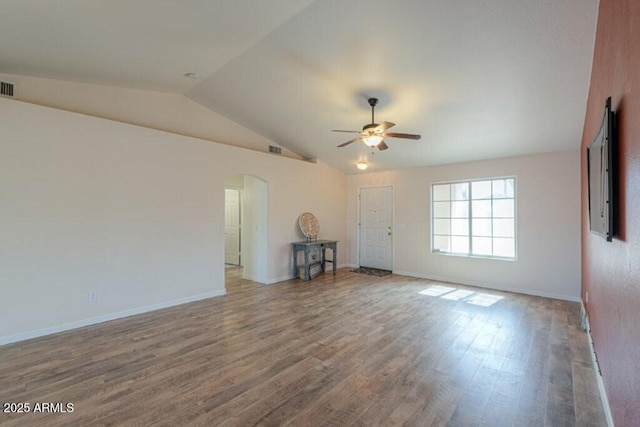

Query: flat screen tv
587;96;616;241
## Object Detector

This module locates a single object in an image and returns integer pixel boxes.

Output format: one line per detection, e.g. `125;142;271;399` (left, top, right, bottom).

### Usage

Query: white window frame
431;176;517;260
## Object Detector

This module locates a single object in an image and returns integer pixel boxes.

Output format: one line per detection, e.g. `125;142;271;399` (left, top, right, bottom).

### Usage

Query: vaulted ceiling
0;0;598;173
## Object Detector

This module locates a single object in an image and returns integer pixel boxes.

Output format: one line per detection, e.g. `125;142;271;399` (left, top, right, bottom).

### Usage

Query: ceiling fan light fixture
356;161;368;170
334;97;421;150
363;135;383;147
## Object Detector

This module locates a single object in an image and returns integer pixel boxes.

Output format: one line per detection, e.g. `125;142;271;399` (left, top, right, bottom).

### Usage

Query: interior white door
359;186;393;270
224;189;241;265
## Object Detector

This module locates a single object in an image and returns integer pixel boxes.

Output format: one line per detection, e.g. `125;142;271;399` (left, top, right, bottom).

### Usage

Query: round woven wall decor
298;212;319;239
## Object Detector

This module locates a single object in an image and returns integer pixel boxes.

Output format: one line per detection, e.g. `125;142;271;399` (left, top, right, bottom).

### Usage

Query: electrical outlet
586;292;589;303
88;291;97;302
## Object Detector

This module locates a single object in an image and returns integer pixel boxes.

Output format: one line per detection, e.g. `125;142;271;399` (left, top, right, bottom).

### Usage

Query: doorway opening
225;188;241;266
224;174;268;291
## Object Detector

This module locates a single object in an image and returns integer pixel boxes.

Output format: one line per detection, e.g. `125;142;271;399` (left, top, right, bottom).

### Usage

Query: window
432;177;516;259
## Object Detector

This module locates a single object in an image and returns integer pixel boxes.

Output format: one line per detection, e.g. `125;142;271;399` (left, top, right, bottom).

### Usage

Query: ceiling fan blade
384;132;421;140
378;140;389;151
373;122;396;133
337;137;362;148
332;129;362;133
375;121;396;132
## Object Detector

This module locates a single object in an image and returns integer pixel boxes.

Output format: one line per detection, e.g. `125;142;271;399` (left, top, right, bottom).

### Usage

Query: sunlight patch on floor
466;293;504;307
418;284;504;307
419;285;455;296
441;289;475;301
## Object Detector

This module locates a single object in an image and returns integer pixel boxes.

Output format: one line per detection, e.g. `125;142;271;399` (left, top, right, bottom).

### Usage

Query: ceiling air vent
268;145;282;155
0;81;17;98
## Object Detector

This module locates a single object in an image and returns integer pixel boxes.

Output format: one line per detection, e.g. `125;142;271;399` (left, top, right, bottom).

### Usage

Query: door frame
357;185;395;271
223;174;269;286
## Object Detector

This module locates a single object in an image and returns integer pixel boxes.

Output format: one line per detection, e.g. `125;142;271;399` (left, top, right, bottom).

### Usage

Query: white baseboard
0;289;226;346
581;302;615;427
392;270;581;302
242;273;266;283
267;275;294;284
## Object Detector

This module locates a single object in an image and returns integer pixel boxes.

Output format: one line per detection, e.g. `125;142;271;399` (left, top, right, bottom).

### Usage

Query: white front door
359;186;393;270
224;189;241;265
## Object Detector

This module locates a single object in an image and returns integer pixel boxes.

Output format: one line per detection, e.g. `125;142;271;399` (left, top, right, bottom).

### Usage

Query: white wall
225;174;245;189
0;98;347;344
347;150;581;301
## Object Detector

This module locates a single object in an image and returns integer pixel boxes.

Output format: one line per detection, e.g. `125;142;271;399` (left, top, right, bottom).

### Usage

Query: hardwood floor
1;269;607;426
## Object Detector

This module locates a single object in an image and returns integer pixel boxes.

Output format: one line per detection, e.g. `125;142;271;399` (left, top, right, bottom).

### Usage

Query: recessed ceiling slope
0;0;316;93
0;0;598;173
187;0;598;173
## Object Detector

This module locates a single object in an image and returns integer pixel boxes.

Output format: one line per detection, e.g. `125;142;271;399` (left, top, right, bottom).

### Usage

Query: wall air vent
0;81;16;98
268;145;282;155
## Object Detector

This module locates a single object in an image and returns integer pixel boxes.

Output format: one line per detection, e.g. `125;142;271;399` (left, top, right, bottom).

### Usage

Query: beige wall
0;98;346;344
347;150;581;301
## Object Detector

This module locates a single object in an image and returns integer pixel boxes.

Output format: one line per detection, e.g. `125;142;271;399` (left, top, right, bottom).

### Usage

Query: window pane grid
432;178;515;259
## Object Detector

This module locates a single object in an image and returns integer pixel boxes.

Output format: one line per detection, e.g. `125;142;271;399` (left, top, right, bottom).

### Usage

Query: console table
292;240;338;281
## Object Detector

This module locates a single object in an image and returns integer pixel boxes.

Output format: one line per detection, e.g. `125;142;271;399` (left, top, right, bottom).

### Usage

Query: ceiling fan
333;98;421;150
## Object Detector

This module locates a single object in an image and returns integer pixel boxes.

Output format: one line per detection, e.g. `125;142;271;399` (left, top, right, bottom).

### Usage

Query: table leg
304;246;310;281
321;247;326;273
292;247;298;278
333;244;337;275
